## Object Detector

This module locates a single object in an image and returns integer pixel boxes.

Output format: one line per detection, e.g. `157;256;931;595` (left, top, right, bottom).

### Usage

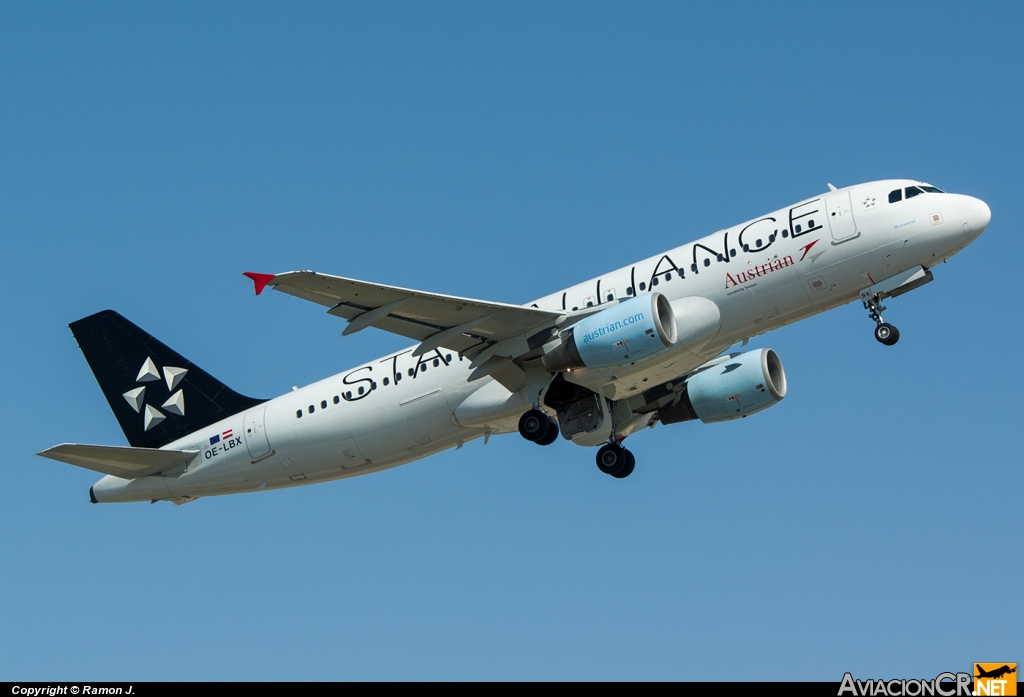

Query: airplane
38;179;991;504
976;665;1016;680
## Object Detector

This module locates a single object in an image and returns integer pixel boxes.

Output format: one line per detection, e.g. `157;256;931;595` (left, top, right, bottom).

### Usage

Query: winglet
243;272;276;296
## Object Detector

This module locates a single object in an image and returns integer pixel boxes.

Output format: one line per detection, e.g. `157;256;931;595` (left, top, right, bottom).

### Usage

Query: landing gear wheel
864;294;900;346
596;443;627;476
612;450;635;479
534;418;559;446
874;322;900;346
518;409;549;442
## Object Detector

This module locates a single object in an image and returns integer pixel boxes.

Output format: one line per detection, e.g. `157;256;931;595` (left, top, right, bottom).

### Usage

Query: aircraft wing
38;444;199;479
246;271;565;368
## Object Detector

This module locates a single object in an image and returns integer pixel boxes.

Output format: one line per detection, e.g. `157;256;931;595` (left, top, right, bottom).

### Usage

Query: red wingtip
243;272;276;296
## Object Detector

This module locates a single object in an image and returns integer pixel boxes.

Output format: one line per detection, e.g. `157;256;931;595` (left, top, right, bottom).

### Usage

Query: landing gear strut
863;294;900;346
518;409;558;446
596;442;635;479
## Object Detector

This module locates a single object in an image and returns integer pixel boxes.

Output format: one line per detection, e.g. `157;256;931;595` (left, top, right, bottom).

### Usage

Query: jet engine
542;293;677;372
660;348;787;424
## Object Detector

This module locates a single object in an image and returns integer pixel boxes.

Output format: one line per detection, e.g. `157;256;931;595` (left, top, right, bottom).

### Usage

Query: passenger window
333;396;340;404
626;287;634;295
905;186;924;199
383;377;390;386
321;400;327;409
606;294;613;301
408;368;414;377
889;189;902;203
296;410;302;419
639;282;646;291
446;354;452;362
395;373;402;382
433;358;439;367
652;277;659;286
308;405;314;414
665;273;672;281
358;386;365;395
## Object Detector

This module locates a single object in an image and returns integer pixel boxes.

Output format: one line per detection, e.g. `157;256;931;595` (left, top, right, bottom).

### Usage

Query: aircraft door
242;406;272;461
825;191;859;243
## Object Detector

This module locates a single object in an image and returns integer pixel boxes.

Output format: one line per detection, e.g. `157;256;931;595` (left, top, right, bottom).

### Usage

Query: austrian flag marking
204;430;243;459
209;429;233;446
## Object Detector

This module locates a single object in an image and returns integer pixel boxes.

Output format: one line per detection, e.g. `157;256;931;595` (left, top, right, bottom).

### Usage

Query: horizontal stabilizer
38;444;199;479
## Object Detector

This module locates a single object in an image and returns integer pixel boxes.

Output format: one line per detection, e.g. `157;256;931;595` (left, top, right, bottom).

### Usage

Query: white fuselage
91;180;990;503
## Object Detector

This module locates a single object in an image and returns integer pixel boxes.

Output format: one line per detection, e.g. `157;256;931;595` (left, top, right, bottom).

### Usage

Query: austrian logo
724;255;795;290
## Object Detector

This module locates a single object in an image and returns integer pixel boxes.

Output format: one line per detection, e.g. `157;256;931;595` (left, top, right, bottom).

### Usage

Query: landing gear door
243;406;272;461
825;191;859;243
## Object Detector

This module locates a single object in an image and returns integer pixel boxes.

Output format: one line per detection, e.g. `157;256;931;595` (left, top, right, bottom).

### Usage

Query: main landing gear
596;442;635;479
518;408;559;446
518;408;636;478
863;294;900;346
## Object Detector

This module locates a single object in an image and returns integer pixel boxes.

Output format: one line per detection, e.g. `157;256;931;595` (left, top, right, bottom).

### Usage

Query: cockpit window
905;186;924;199
920;185;945;193
888;189;902;203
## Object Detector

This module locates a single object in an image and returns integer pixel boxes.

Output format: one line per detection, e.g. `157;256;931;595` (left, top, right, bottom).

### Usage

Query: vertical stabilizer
70;310;265;449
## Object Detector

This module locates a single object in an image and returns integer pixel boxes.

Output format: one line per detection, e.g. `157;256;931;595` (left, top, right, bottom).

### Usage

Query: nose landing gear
874;322;900;345
864;294;900;346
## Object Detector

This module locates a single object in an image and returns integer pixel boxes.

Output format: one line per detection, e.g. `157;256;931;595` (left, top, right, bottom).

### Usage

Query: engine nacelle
660;348;787;424
542;293;677;372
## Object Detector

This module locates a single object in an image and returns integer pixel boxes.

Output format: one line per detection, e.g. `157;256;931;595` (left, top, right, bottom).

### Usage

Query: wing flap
38;444;199;479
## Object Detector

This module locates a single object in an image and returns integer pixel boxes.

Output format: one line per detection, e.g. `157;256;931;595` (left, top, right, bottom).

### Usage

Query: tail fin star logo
122;359;188;431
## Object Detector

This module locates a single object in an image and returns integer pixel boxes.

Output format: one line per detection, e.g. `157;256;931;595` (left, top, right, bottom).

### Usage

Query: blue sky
1;1;1020;680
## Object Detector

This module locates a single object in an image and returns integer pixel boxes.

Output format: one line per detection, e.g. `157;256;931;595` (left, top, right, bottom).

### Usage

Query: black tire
596;443;626;476
518;409;549;442
884;325;900;345
534;418;559;446
612;449;635;479
874;323;900;346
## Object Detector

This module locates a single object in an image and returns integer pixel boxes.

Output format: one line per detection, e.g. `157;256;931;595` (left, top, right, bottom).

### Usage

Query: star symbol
122;358;188;430
862;197;876;208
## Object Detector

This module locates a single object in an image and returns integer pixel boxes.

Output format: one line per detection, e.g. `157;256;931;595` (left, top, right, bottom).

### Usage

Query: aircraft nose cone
959;196;991;239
